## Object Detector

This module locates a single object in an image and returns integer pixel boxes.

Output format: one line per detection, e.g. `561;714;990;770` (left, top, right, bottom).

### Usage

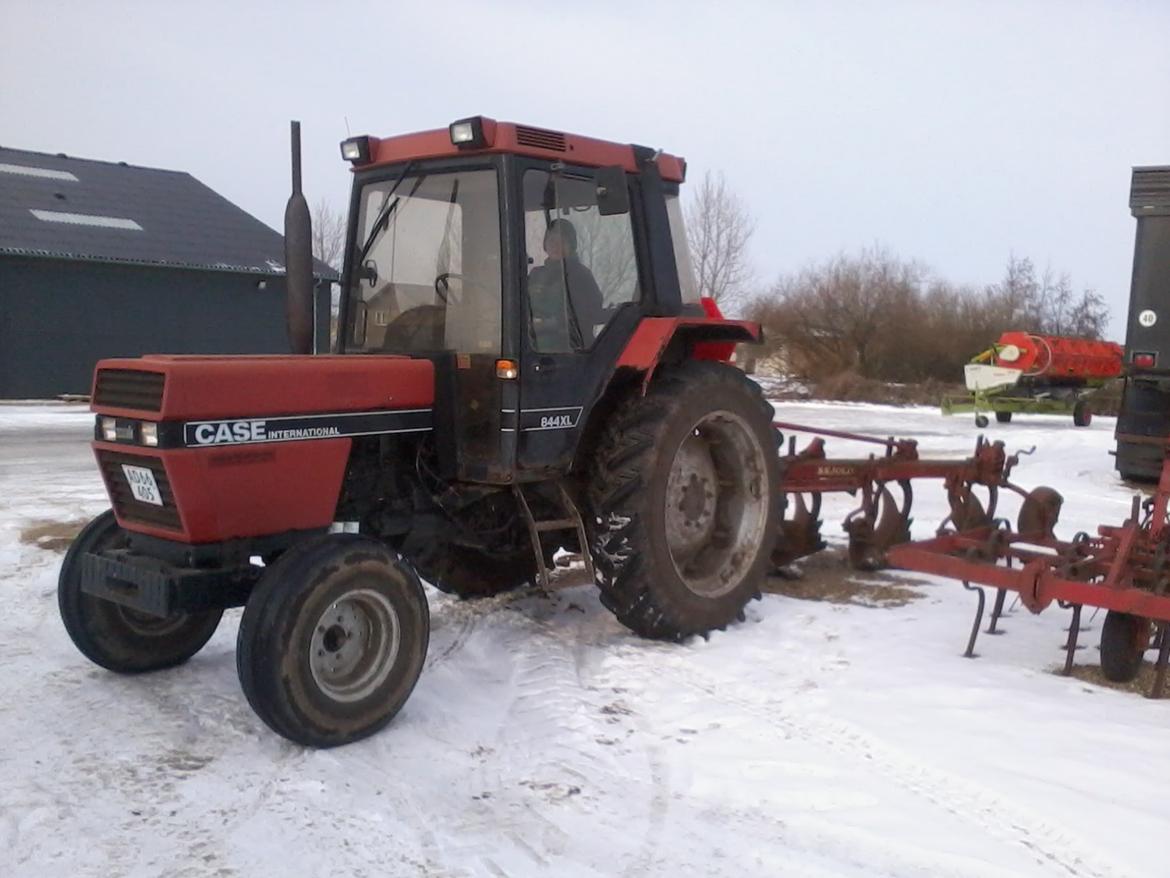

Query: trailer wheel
236;535;429;747
975;415;990;429
995;411;1012;424
587;361;779;641
1099;610;1150;683
58;510;223;673
1073;401;1092;427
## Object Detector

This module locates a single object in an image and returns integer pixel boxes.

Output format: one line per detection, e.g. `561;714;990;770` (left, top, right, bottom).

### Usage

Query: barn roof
0;147;338;280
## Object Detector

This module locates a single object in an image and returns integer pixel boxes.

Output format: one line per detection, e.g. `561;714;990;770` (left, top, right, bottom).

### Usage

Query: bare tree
987;254;1109;339
311;198;346;272
685;170;756;307
758;246;923;377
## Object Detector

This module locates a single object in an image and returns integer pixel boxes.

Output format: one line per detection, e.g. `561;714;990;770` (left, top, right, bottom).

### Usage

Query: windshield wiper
356;161;415;267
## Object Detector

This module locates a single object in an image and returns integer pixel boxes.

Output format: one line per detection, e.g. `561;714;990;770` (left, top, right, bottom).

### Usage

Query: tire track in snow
656;658;1127;878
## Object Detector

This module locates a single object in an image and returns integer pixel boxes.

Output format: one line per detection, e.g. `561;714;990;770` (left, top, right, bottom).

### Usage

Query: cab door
513;161;644;474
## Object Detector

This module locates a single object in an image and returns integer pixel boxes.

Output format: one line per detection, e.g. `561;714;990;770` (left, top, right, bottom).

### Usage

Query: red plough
773;422;1170;698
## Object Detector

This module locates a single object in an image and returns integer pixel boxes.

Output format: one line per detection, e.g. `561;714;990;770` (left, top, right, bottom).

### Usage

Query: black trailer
1115;165;1170;481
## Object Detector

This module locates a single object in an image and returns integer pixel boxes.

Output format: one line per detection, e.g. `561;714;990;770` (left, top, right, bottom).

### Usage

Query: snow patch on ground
1;403;1166;877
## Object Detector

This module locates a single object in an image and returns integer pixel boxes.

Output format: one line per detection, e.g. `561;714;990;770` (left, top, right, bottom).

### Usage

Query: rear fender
614;314;761;392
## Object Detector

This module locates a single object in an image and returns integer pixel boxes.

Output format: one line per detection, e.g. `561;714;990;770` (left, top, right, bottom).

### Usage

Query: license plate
121;464;163;506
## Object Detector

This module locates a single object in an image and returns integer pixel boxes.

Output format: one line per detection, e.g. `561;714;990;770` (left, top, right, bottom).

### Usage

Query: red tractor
60;118;779;747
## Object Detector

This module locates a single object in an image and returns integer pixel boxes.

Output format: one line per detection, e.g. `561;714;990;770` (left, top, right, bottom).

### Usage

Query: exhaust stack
284;120;315;355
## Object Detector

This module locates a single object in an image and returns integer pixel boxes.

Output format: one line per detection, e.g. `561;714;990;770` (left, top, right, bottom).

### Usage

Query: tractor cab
337;117;704;483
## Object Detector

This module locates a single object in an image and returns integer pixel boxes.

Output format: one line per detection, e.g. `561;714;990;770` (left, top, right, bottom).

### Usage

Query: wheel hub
663;411;769;598
309;589;401;703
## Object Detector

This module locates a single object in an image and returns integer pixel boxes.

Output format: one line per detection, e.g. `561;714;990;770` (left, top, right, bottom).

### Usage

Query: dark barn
0;147;337;399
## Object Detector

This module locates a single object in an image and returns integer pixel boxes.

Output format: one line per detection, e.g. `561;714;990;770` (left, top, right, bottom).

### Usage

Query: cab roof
348;117;686;184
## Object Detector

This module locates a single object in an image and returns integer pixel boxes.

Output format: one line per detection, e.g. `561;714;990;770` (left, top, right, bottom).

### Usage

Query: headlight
100;417;118;442
140;422;159;446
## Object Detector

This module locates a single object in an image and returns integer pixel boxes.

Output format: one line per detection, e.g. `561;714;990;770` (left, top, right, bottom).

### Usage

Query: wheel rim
114;605;192;637
309;588;401;703
664;410;770;598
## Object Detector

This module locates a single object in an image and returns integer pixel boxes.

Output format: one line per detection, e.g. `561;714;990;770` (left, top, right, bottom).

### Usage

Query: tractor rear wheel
236;535;429;748
1099;610;1150;683
58;510;223;673
410;543;536;599
587;361;779;641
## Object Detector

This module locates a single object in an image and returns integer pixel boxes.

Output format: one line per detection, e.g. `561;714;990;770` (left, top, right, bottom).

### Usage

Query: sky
2;0;1167;336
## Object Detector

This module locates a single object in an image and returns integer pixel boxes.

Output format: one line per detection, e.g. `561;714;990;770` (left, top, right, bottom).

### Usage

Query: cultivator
773;422;1170;698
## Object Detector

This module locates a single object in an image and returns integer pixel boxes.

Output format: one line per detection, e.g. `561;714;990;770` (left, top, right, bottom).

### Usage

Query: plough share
772;421;1170;698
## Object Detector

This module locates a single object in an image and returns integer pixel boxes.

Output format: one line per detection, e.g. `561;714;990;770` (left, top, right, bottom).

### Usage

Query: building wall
0;256;324;398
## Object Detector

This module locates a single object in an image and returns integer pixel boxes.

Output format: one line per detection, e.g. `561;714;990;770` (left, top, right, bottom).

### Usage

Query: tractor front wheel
588;362;779;641
236;535;429;748
58;510;223;673
1099;610;1150;683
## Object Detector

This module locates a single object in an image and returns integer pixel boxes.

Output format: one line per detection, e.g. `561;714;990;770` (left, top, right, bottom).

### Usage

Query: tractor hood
90;354;434;421
87;355;436;544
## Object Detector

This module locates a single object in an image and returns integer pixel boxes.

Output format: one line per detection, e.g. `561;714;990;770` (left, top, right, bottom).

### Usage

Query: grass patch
764;548;928;608
1055;662;1167;698
19;519;86;553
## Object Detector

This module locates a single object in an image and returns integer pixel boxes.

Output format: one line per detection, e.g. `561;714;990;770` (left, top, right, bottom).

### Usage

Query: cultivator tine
963;581;986;658
1058;601;1083;676
987;588;1008;635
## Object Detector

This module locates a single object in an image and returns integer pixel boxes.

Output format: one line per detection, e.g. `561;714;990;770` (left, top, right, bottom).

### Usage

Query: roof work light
340;136;371;164
449;117;486;149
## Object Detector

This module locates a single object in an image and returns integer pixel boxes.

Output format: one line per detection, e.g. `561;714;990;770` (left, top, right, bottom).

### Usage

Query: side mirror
595;166;630;216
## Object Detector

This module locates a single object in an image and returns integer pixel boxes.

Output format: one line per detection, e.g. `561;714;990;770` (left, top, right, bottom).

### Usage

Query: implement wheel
1099;610;1150;683
1073;401;1092;428
995;411;1012;424
58;510;222;673
236;535;429;748
587;362;779;641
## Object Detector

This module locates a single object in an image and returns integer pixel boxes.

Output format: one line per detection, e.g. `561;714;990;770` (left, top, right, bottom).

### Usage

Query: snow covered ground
1;401;1167;878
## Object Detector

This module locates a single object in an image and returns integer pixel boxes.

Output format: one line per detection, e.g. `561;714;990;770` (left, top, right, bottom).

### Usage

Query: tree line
683;172;1110;384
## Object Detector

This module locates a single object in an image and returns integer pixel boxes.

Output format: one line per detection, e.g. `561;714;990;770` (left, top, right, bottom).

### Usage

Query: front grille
515;125;567;152
93;369;165;412
96;450;183;531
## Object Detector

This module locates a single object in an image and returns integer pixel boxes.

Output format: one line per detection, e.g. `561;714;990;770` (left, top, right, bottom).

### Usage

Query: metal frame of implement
772;421;1170;699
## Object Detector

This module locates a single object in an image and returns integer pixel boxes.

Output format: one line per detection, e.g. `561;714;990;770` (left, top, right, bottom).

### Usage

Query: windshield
346;168;502;354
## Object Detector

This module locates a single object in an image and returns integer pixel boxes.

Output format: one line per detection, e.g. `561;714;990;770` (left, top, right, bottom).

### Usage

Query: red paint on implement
990;331;1123;381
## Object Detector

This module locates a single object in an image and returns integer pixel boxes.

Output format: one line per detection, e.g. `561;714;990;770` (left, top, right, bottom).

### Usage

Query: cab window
347;168;502;355
522;169;640;353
